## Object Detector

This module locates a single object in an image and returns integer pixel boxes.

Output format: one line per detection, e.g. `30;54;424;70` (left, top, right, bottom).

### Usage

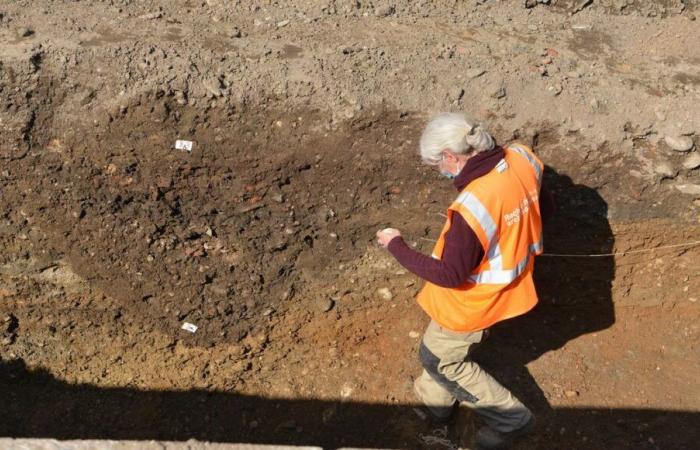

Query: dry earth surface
1;1;699;449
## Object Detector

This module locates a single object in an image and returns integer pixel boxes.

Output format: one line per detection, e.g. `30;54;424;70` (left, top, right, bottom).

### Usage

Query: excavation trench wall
1;87;698;348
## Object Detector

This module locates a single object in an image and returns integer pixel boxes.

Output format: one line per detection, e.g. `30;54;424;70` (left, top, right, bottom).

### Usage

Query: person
376;113;554;450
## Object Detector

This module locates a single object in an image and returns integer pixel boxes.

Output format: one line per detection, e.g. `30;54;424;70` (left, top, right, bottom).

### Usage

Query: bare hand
376;228;402;248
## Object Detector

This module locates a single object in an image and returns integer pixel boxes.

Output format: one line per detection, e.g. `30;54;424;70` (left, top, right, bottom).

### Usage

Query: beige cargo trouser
414;320;532;433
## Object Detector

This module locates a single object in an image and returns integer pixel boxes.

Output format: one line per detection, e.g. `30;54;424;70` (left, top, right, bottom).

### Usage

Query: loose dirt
1;1;699;449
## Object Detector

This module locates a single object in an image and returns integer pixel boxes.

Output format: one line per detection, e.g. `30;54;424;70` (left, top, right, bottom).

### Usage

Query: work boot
412;379;454;424
411;404;453;425
474;415;536;449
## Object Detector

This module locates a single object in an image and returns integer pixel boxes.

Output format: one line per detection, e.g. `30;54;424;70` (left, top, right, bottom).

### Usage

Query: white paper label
181;322;198;333
175;140;194;152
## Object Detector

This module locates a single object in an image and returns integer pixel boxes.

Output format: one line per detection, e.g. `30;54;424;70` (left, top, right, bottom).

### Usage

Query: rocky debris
139;12;163;20
572;0;593;14
674;184;700;196
664;135;695;152
2;314;19;345
490;81;507;99
654;161;677;179
231;27;243;38
330;290;345;302
547;84;563;96
374;5;395;17
451;87;465;103
203;78;224;98
17;27;34;37
377;287;393;300
78;90;95;106
524;0;551;8
174;90;187;105
243;331;269;354
3;314;17;331
315;297;334;312
682;153;700;170
269;236;288;251
340;382;354;399
611;0;630;12
466;68;486;79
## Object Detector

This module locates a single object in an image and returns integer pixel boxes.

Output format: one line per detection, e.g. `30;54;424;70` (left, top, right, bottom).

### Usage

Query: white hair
419;113;495;164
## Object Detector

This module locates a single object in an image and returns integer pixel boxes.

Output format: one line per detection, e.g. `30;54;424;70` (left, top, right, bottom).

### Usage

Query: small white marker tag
181;322;198;333
175;140;194;152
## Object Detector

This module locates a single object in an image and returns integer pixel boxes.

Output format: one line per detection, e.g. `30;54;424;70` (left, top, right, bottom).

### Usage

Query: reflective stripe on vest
495;158;508;173
455;190;504;271
416;144;544;332
454;146;542;285
469;236;543;284
431;145;542;283
509;144;542;185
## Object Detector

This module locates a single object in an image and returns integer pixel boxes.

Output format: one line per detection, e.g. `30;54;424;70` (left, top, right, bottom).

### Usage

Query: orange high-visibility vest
417;143;544;332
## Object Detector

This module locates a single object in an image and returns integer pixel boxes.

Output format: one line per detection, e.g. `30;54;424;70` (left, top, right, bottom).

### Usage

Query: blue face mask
439;154;456;179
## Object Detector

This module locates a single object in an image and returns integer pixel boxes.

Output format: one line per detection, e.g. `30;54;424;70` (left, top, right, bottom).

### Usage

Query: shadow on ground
0;357;697;449
472;166;617;418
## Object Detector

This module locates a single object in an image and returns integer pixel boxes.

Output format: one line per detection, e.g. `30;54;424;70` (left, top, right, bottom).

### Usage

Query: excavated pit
1;94;699;449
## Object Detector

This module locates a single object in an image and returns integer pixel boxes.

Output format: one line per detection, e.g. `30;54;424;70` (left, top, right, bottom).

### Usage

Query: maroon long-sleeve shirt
388;146;555;288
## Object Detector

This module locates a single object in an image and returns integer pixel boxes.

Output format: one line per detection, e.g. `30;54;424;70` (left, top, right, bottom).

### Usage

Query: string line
540;240;700;258
415;238;700;258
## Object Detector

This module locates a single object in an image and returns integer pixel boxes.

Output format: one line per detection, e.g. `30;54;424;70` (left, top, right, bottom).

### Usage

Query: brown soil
1;1;699;449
